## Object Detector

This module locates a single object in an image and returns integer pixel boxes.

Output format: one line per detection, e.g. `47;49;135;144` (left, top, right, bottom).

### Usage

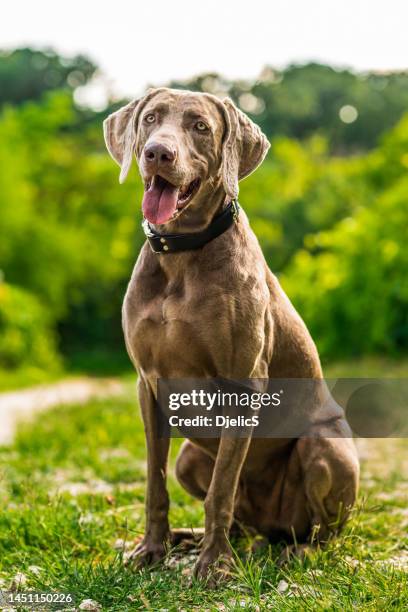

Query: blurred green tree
281;115;408;357
0;48;96;107
0;283;60;370
0;91;144;363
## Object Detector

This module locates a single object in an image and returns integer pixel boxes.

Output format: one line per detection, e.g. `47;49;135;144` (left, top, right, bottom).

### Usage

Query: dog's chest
124;270;219;377
123;259;268;379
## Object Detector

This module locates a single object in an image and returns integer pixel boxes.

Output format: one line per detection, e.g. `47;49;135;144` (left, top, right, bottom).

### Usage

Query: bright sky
3;0;408;104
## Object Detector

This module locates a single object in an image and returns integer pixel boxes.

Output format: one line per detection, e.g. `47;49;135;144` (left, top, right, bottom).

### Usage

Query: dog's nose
144;142;176;165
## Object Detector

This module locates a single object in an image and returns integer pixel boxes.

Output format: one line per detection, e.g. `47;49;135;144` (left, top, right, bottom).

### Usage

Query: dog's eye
144;114;156;124
195;121;209;132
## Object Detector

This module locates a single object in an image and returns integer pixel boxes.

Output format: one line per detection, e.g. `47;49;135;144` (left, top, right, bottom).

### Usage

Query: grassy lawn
0;385;407;611
323;356;408;378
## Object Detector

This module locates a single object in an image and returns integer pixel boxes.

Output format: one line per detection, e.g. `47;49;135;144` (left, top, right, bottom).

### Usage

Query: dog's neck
141;181;241;279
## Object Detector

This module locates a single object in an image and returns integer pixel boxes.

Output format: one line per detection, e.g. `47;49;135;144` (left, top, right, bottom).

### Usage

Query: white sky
3;0;408;101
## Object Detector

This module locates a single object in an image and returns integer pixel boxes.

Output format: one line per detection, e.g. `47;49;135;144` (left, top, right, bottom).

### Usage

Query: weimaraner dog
103;88;359;583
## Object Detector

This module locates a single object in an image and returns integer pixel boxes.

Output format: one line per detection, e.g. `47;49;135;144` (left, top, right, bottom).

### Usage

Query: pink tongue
142;177;179;224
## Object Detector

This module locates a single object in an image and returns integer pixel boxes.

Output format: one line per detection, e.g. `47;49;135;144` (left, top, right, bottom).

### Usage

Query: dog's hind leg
175;440;214;500
279;434;359;564
300;436;359;537
175;441;246;541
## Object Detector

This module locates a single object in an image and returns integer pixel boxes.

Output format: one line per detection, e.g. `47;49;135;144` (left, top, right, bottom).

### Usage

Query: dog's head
103;88;269;225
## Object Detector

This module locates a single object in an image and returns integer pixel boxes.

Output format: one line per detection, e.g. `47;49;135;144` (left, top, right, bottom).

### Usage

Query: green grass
0;387;407;610
323;356;408;378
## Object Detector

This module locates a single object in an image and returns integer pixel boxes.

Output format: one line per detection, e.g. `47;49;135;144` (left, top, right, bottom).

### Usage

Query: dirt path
0;377;127;445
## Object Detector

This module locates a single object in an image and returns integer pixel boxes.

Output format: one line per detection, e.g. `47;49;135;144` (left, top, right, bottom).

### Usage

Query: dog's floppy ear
103;98;142;183
221;97;270;199
103;89;161;183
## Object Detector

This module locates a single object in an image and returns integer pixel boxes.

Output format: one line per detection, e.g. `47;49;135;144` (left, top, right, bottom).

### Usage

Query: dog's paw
124;538;168;570
193;545;232;587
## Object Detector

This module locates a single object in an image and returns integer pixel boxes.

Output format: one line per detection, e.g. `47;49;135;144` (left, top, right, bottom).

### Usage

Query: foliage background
0;48;407;379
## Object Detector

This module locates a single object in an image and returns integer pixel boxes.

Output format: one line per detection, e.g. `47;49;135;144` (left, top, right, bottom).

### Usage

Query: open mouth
142;175;200;225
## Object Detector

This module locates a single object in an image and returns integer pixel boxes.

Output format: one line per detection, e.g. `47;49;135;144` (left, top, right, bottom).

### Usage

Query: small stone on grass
277;579;289;594
78;599;102;611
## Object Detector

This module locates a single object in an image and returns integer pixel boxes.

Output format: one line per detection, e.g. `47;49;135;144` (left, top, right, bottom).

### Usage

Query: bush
0;92;144;356
0;282;61;370
282;181;408;359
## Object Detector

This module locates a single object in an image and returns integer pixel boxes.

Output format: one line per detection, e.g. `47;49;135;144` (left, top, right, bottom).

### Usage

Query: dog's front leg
127;377;170;568
194;436;251;583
